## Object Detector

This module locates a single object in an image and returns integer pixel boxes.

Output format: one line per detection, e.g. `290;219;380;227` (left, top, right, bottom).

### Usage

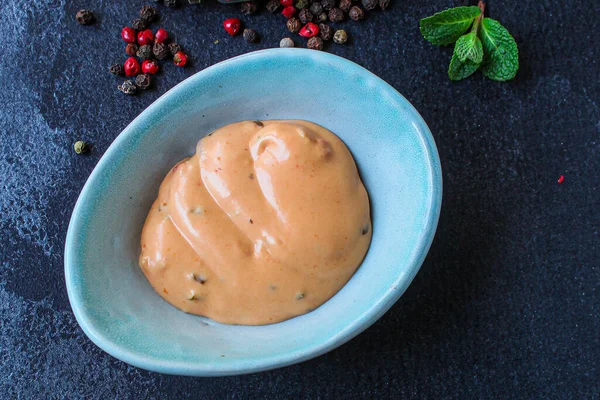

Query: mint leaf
479;17;519;81
454;32;483;64
448;53;480;81
420;6;481;46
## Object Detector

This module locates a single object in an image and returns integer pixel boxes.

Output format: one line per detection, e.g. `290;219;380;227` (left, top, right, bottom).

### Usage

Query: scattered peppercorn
124;57;141;76
299;22;319;37
307;36;324;50
164;0;178;7
118;80;137;95
243;28;258;43
168;42;182;56
142;59;159;74
362;0;377;11
110;63;124;75
240;2;257;15
287;17;302;33
139;5;158;22
155;28;169;43
317;13;328;22
310;2;323;15
328;8;344;22
125;43;138;56
121;27;136;43
75;10;94;25
223;18;242;36
321;0;335;11
137;29;154;46
280;0;293;6
135;73;152;89
299;8;313;24
132;18;147;31
295;0;310;10
73;140;89;154
136;44;153;60
173;51;188;67
279;37;295;47
281;6;297;18
153;42;169;59
266;0;280;13
339;0;352;12
333;29;348;44
349;6;364;21
319;23;333;40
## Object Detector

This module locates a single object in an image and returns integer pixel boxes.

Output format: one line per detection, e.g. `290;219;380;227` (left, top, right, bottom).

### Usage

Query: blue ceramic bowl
65;49;442;376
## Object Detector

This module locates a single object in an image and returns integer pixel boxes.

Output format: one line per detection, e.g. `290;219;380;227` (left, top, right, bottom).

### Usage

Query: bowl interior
65;49;441;376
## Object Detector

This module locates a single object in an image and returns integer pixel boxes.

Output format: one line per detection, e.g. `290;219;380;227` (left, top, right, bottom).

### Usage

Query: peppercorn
155;28;168;44
164;0;178;8
125;43;138;56
266;0;280;12
75;10;94;25
124;57;141;76
142;59;159;74
279;37;295;47
317;12;328;22
168;42;182;56
240;2;257;15
281;6;296;18
118;80;137;95
339;0;352;12
153;42;169;60
243;28;258;43
309;2;323;15
333;29;348;44
295;0;310;10
132;19;147;31
307;36;323;50
299;8;313;24
139;5;158;22
173;51;188;67
110;63;124;75
318;23;333;40
379;0;390;10
328;8;344;22
136;45;153;60
362;0;377;10
299;22;319;37
281;0;293;6
121;27;136;43
135;74;152;90
223;18;242;36
73;141;89;154
287;17;302;33
349;6;364;21
321;0;335;11
137;29;154;46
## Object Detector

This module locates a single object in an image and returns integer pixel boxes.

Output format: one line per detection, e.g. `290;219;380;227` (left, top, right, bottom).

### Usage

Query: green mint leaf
420;6;482;46
448;53;480;81
454;32;484;64
479;17;519;81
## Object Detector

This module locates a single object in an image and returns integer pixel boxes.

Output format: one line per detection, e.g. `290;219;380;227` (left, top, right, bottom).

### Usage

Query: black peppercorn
168;42;182;56
110;63;124;75
321;0;335;11
318;23;333;40
136;45;153;60
153;42;169;60
164;0;178;8
118;80;137;95
139;5;158;22
349;5;364;21
240;2;257;15
328;8;344;22
295;0;309;10
339;0;352;12
132;18;147;31
307;36;323;50
73;141;89;154
309;2;323;15
280;37;295;47
379;0;390;10
266;0;280;12
333;29;348;44
287;17;302;33
317;12;328;22
135;74;152;90
243;28;258;43
299;9;313;24
362;0;377;10
75;10;94;25
125;43;138;56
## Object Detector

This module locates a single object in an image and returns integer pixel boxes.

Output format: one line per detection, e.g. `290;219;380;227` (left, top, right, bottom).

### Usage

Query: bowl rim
64;48;442;376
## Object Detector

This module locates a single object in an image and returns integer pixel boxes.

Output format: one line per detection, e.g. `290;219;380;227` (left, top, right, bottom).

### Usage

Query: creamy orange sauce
139;120;371;325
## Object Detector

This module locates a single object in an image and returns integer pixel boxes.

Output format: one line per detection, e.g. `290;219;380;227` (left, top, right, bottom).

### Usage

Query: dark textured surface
1;0;599;398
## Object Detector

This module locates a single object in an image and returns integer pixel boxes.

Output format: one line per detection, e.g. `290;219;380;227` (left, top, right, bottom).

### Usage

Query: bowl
64;49;442;376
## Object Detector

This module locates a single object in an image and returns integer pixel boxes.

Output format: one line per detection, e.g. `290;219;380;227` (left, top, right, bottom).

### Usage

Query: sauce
139;120;371;325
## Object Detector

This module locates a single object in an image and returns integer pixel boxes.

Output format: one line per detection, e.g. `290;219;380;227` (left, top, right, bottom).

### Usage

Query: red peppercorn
223;18;241;36
173;51;188;67
137;29;154;46
155;28;169;43
121;27;136;43
142;59;159;74
280;0;293;6
281;6;297;18
124;57;141;77
299;22;319;38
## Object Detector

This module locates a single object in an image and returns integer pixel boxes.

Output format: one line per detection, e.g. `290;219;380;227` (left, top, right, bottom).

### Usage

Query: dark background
1;0;598;398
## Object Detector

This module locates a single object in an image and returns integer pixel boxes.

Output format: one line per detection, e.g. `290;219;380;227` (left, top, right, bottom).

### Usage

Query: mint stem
471;1;486;33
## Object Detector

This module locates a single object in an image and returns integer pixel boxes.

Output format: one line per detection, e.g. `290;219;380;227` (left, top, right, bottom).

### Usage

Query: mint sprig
420;1;519;81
